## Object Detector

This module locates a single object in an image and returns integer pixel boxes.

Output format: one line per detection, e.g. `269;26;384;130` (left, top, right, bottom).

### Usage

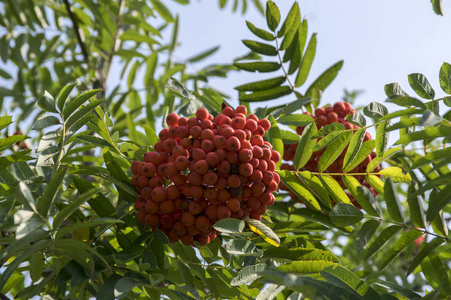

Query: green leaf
114;277;140;299
213;218;245;234
386;96;427;110
410;147;451;170
30;252;45;282
0;239;49;292
144;125;158;147
363;101;388;120
407;238;445;275
431;0;443;15
297;171;331;208
379;108;424;121
376;281;422;299
267;115;283;167
293;122;317;169
342;140;375;173
356;220;380;253
62;89;101;120
295;33;316;87
355;186;381;217
313;122;345;139
439;62;451;94
408;73;435;99
385;82;409;97
395;125;451;146
318;131;353;172
379;230;423;271
234;61;281;72
37;165;69;218
277;2;300;38
419;110;442;126
279;129;300;143
266;1;280;31
321;265;380;299
32;116;60;130
277;113;314;127
279;170;321;210
0;116;12;131
38;91;58;113
239;86;292;102
246;21;275;41
421;251;451;294
363;225;402;260
246;218;280;247
383;177;405;224
343;129;365;170
72;176;116;218
426;184;451;222
53;188;101;229
66;99;105;132
379;166;412;182
55;218;121;239
256;284;286;300
305;60;344;97
76;135;117;152
242;40;277;56
319;175;351;204
235;76;286;91
345;111;366;127
367;147;402;172
223;239;262;256
187;46;219;63
57;82;77;111
406;183;426;228
294;208;352;232
330;203;363;227
150;0;174;22
375;120;390;156
264;246;338;262
230;263;267;286
277;260;337;274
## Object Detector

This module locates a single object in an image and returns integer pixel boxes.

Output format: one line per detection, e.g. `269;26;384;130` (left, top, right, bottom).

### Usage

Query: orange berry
203;172;218;186
213;135;226;149
257;160;268;172
165;162;178;177
235;105;247;115
181;212;196;227
218;160;231;174
249;169;263;182
205;206;218;220
195;215;212;232
159;214;173;229
258;118;271;131
149;175;164;187
238;149;253;163
204;188;218;201
194;160;209;174
159;200;175;214
253;125;265;136
187;172;203;186
200;129;214;140
159;128;169;140
151;186;166;202
180;137;192;149
190;126;202;138
172;174;187;186
190;186;204;199
166;185;180;200
131;161;141;173
227;198;241;212
214;177;227;190
217;189;231;202
250;135;264;146
196;235;210;246
187;225;200;236
177;126;190;139
234;129;246;142
226;136;241;152
141;186;153;200
180;234;194;246
250;157;260;169
196;107;209;120
231;208;244;219
137;175;149;188
222;106;235;117
262;171;274;185
245;119;258;132
189;201;203;215
201;119;213;129
216;206;231;220
167;230;179;243
145;200;159;214
232;117;246;130
192;148;206;161
227;174;241;189
251;182;266;197
166;112;179;127
173;221;187;236
206;152;220;167
201;139;214;152
175;156;189;171
239;163;253;177
145;213;159;227
137;209;147;223
178;117;188;126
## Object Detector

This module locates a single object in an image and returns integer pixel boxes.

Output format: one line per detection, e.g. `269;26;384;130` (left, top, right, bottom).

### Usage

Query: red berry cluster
131;105;281;246
280;101;379;206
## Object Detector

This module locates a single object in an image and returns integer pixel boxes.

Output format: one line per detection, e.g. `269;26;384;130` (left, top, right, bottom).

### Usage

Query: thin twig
62;0;89;64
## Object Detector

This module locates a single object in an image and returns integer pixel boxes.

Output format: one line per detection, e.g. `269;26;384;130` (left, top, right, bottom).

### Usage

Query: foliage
0;0;449;299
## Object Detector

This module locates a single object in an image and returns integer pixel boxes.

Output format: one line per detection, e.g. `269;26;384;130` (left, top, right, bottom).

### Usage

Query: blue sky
165;0;451;112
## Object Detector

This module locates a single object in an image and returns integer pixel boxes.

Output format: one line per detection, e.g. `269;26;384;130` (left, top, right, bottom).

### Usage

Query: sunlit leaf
318;131;352;172
235;76;286;92
242;39;277;56
379;230;423;271
293;122;317;169
266;1;280;31
356;220;380;253
213;218;245;234
234;61;281;72
407;238;445;276
363;102;388;120
305;60;344;97
279;170;321;210
330;203;363;227
230;263;267;286
295;33;316;87
246;21;275;41
363;225;402;260
239;86;291;102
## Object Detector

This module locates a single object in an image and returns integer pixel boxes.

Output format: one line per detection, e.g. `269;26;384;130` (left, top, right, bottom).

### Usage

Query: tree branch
62;0;89;64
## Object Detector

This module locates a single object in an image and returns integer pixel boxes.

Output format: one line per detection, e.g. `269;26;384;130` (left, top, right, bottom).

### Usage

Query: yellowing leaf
378;167;412;182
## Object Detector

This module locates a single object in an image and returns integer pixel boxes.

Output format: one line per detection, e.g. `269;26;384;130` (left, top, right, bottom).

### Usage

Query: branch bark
62;0;89;64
